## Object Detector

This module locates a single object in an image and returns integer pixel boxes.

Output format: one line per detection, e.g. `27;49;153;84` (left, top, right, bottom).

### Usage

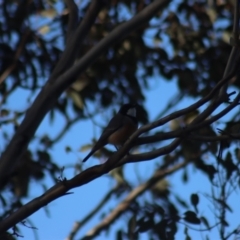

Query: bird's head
119;103;137;117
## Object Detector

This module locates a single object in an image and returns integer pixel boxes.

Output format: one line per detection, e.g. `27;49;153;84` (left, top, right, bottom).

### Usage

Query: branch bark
64;0;78;40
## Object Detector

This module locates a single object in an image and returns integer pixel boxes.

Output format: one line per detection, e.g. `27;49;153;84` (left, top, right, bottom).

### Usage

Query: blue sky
3;73;240;240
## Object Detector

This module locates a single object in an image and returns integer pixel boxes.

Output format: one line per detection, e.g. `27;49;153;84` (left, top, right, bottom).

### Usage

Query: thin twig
66;184;121;240
81;160;188;240
0;0;168;184
0;30;30;85
123;93;240;164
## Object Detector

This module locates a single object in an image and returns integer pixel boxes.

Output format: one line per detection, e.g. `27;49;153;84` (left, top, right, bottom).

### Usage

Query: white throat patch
127;108;136;117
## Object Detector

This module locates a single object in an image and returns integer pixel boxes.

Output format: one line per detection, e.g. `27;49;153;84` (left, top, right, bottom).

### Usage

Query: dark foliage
0;0;240;239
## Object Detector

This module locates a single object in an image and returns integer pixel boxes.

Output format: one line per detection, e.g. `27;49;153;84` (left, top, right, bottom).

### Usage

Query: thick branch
0;77;238;233
0;0;168;182
193;0;240;123
125;93;240;164
113;75;238;165
51;0;104;79
64;0;78;40
0;0;238;230
0;93;238;233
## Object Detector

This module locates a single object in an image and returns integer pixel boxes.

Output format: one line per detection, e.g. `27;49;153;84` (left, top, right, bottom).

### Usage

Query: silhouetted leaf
154;204;165;216
65;146;72;153
184;227;191;240
116;230;123;240
200;216;210;229
190;193;199;212
216;199;232;213
137;218;154;233
175;194;189;209
184;211;201;224
225;152;238;179
195;160;217;181
0;109;9;117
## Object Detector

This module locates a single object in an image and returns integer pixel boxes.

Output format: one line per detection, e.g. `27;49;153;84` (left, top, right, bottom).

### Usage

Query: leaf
137;218;154;233
154;204;165;216
39;9;57;18
200;216;210;228
127;215;137;238
190;193;199;212
0;195;7;207
183;211;201;224
225;152;238;179
222;219;229;227
184;227;191;240
37;150;51;163
72;79;89;91
80;144;93;152
0;109;9;117
215;199;232;213
175;194;189;209
168;221;177;238
195;160;217;181
38;25;50;35
116;230;123;240
65;146;72;153
69;91;84;109
182;167;188;182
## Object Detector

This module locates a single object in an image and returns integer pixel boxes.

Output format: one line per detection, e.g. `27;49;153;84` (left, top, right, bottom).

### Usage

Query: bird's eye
127;108;136;117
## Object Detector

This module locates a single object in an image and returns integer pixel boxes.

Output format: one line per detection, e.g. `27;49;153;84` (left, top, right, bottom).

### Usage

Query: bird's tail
82;141;106;162
82;150;95;162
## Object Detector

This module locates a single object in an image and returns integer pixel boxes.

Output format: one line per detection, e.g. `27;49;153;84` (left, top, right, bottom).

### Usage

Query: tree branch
81;160;189;239
0;0;169;184
124;93;240;164
0;77;238;233
64;0;78;41
66;184;122;240
51;0;104;79
0;29;30;85
193;0;240;123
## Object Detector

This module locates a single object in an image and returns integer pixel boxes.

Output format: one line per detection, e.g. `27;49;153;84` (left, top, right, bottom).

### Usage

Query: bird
82;103;138;162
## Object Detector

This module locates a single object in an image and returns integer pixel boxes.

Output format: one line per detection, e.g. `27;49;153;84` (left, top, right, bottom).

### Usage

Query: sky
1;1;240;240
4;74;240;240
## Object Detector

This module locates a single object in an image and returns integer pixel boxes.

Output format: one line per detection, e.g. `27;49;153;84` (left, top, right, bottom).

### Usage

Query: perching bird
82;103;138;162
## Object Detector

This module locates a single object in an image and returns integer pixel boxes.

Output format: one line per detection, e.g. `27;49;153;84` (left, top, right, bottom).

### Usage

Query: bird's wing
98;113;125;142
82;113;124;162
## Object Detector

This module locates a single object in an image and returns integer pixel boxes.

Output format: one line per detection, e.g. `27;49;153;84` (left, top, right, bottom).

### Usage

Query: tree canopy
0;0;240;239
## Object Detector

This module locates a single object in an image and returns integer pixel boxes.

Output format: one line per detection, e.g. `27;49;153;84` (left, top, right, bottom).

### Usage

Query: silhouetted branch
125;93;240;164
51;0;104;79
154;92;184;120
64;0;78;40
0;0;239;233
219;0;240;98
0;79;239;233
81;160;189;240
0;29;30;85
0;0;169;184
66;184;122;240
